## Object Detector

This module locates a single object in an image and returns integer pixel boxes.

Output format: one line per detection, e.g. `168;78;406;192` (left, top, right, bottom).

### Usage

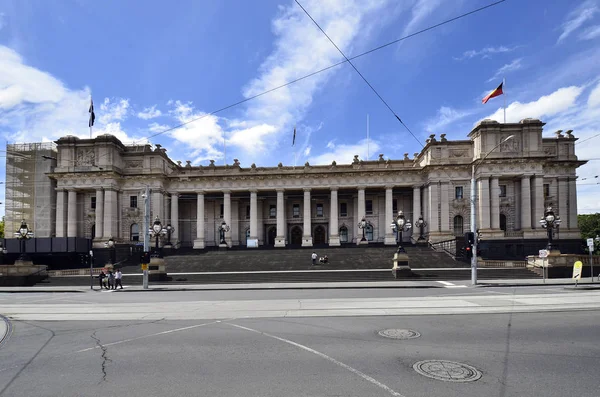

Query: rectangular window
393;199;397;213
340;203;348;217
91;196;96;210
499;185;507;197
543;183;550;198
220;204;224;218
130;196;137;208
246;205;250;219
293;204;300;218
269;205;276;218
455;186;463;199
366;200;373;215
316;203;324;217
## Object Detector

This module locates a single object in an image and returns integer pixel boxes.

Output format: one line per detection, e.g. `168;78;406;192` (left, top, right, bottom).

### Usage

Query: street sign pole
587;238;594;282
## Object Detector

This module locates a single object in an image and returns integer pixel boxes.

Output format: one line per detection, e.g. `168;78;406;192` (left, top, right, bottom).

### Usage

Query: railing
478;260;527;268
429;238;459;258
49;268;104;277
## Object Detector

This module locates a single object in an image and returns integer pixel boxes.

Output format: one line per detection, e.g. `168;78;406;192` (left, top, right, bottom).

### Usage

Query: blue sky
1;0;600;214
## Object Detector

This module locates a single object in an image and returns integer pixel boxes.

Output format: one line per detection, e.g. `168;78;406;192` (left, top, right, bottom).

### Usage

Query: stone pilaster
275;189;286;247
478;178;491;230
103;189;118;238
170;193;179;245
193;191;205;249
329;188;340;246
558;177;568;230
249;190;258;243
490;177;500;229
357;187;366;245
302;188;313;247
384;186;396;245
440;182;450;232
428;183;439;233
95;189;104;239
223;190;232;246
521;176;532;230
533;176;545;229
568;178;578;229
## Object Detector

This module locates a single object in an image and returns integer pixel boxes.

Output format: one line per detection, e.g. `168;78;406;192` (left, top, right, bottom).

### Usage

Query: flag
88;99;95;127
292;126;296;146
482;82;504;104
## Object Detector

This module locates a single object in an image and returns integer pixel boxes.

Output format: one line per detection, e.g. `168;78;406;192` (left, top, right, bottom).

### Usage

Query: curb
0;314;12;349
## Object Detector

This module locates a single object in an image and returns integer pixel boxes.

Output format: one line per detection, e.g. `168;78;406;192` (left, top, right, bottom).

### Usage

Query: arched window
339;226;348;243
131;223;140;241
500;214;507;231
366;224;374;241
453;215;464;236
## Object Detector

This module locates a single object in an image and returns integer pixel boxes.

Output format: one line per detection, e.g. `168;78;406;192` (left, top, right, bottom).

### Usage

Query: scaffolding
5;142;57;238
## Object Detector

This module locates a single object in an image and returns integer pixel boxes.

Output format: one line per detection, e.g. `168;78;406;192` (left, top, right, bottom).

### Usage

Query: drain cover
378;329;420;340
413;360;482;382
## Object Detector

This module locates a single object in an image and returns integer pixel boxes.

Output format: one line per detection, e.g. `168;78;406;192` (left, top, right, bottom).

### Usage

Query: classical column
428;183;439;233
558;178;568;230
275;189;286;247
56;189;66;238
356;187;366;245
170;193;179;245
103;189;117;238
329;188;340;246
384;186;395;245
490;177;500;229
440;182;450;232
568;178;578;229
521;176;532;230
413;186;421;223
95;189;104;239
152;190;164;221
193;191;205;249
223;190;232;246
533;176;544;229
249;190;258;246
478;178;491;230
67;189;78;237
302;188;313;247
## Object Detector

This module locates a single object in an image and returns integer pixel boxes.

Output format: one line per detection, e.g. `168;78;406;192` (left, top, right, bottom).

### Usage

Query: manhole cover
413;360;482;382
378;329;420;340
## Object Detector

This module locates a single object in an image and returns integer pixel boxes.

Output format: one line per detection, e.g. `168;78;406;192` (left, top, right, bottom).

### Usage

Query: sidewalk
1;278;599;293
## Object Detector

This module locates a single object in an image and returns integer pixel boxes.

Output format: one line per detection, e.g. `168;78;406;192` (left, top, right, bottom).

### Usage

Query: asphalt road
1;287;599;397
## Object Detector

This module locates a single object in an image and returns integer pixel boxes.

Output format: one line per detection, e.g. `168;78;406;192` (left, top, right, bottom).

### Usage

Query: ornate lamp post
218;221;230;246
539;206;561;251
104;236;115;264
390;211;412;252
165;224;174;246
14;220;34;261
415;215;427;241
149;216;167;257
357;217;368;242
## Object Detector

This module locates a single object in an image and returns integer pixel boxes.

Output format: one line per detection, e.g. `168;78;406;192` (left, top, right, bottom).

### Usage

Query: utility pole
143;185;150;289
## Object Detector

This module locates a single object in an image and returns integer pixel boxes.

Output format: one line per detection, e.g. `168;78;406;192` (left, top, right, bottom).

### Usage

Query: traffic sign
141;263;148;271
587;238;594;249
572;261;583;280
539;250;549;258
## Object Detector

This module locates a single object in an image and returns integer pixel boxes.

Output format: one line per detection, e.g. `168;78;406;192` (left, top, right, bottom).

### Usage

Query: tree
0;217;4;239
578;213;600;239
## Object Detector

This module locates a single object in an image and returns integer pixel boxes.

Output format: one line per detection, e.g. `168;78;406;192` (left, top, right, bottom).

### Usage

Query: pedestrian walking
101;270;109;289
115;269;123;289
311;252;317;266
107;270;115;290
97;270;106;289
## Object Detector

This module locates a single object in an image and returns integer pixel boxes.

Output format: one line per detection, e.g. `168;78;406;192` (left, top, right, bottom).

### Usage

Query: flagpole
223;131;226;166
367;114;370;160
503;77;506;123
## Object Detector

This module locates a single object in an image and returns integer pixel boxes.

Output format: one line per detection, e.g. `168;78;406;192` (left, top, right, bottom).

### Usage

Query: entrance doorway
266;226;277;246
314;225;326;245
290;226;302;245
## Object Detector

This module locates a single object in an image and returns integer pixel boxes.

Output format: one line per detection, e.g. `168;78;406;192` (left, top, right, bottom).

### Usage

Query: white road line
227;322;407;397
76;320;221;353
436;281;468;288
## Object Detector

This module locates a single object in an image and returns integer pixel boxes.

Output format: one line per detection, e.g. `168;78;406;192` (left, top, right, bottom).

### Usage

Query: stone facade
45;119;586;249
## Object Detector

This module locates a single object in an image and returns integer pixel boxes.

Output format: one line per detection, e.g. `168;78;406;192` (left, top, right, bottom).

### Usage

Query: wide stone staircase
40;245;540;286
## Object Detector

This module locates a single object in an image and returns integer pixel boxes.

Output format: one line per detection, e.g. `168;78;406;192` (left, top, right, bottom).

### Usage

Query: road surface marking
228;322;408;397
76;320;221;353
436;281;468;288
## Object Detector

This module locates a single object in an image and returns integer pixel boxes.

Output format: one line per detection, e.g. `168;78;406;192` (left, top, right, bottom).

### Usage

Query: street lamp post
390;211;412;252
218;221;230;246
104;236;115;265
357;217;368;242
415;215;427;241
470;134;515;286
165;224;174;246
539;206;561;251
149;216;167;257
14;220;34;262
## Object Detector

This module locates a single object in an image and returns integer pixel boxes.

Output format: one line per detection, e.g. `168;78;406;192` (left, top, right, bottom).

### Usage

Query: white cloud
482;86;584;123
425;106;472;133
99;97;129;124
309;138;380;165
454;45;520;61
557;0;599;43
326;139;336;149
402;0;442;36
303;146;311;156
148;122;170;133
137;105;162;120
487;58;522;82
579;24;600;40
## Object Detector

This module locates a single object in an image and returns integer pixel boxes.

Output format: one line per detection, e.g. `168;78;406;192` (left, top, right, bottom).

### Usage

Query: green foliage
0;218;4;239
578;214;600;254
